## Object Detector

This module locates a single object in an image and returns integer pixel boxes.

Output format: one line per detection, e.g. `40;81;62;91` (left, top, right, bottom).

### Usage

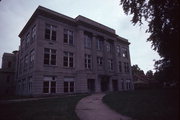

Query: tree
146;70;153;80
131;64;146;82
120;0;179;82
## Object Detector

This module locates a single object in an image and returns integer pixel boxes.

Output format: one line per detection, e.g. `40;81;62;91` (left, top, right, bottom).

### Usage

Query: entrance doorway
87;79;95;92
112;79;118;91
101;76;109;92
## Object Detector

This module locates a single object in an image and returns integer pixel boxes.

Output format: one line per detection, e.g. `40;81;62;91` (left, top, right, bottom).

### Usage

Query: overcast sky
0;0;160;73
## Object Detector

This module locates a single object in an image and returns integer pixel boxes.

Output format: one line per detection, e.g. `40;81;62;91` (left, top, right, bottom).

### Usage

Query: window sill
63;43;74;47
44;65;58;67
63;67;75;69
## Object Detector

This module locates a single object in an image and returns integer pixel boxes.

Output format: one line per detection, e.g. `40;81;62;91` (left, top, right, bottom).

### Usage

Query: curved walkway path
75;93;133;120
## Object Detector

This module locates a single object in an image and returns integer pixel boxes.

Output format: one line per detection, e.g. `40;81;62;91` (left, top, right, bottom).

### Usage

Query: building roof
19;6;130;44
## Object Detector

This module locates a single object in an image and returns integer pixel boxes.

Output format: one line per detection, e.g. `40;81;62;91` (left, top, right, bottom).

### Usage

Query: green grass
103;88;179;120
0;94;87;120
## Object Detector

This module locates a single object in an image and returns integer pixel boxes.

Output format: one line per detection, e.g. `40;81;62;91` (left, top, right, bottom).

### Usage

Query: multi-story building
15;6;134;96
0;51;17;96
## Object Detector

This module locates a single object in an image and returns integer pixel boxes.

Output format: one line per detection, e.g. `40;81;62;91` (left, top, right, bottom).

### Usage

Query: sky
0;0;160;73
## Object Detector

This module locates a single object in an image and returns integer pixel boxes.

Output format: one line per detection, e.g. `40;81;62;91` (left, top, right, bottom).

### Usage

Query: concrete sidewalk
75;93;133;120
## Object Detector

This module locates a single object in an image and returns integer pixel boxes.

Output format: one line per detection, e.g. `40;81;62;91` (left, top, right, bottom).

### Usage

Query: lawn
0;94;87;120
103;88;179;120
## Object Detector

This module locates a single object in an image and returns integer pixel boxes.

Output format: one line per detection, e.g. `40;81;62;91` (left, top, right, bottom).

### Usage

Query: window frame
64;29;74;45
43;76;57;94
85;54;92;69
84;33;92;49
63;51;74;68
44;48;56;65
45;24;57;41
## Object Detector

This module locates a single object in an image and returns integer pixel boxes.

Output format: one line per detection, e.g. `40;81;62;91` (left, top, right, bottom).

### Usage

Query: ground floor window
43;76;56;94
126;80;131;90
64;77;74;93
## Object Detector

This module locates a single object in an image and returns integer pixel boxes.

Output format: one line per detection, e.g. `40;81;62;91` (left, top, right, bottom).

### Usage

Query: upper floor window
31;25;36;42
30;50;35;68
106;41;113;52
116;45;121;56
97;56;103;65
118;61;122;72
45;24;57;41
108;59;113;71
8;61;12;68
44;48;56;65
24;55;29;71
96;37;104;51
64;29;74;45
26;32;30;46
21;39;25;53
63;51;74;68
122;48;128;58
85;54;92;69
84;32;92;49
124;62;130;73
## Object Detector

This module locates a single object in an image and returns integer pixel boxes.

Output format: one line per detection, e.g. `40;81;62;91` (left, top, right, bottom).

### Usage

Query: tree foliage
131;64;145;81
120;0;179;82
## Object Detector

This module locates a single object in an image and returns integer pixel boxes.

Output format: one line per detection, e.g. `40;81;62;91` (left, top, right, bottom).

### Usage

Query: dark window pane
45;29;50;39
64;34;68;43
51;81;56;87
70;82;74;92
43;81;49;93
69;36;73;45
64;82;68;92
52;30;56;41
51;81;56;93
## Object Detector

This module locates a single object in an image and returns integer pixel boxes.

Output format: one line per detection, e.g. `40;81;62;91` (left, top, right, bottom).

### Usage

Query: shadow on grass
0;94;87;120
103;88;179;120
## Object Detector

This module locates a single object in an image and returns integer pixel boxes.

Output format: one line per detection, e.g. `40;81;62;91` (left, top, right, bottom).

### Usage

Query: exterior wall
0;53;16;96
15;6;134;96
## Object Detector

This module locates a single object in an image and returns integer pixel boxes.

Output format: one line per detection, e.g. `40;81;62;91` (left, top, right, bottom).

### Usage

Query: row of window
19;50;35;74
17;76;32;94
44;24;128;58
21;25;36;53
43;76;74;94
43;48;130;73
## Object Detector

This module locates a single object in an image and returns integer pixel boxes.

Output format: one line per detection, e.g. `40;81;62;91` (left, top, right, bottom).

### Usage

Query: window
126;80;131;90
97;56;103;65
31;25;36;42
26;32;30;46
44;48;56;65
64;29;74;45
6;76;10;83
24;55;28;71
43;81;49;93
21;39;25;53
116;45;121;56
28;76;32;93
85;54;92;69
43;76;56;94
96;37;103;50
122;48;128;58
106;41;112;52
30;50;35;68
8;61;12;68
108;59;113;71
84;32;92;48
118;61;122;72
63;52;74;68
19;58;23;74
64;77;74;93
124;62;130;73
45;24;57;41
